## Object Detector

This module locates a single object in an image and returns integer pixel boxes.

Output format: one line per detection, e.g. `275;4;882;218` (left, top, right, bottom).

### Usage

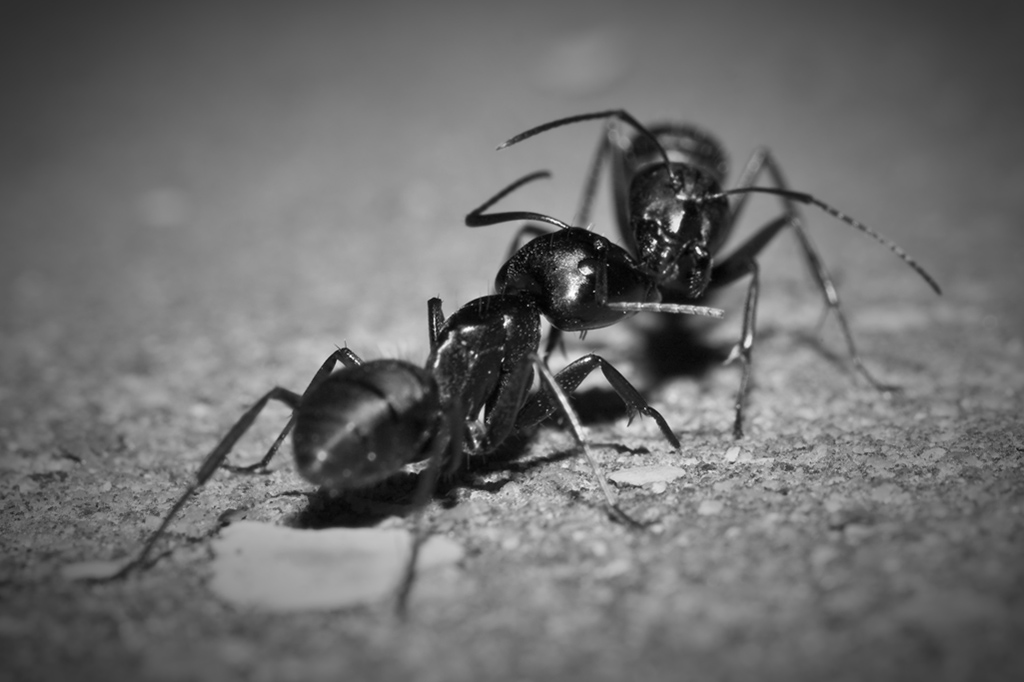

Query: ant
102;174;724;613
494;109;943;438
466;169;724;360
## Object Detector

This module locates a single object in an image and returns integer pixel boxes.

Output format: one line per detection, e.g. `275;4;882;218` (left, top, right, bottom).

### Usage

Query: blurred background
4;1;1021;360
2;1;1022;680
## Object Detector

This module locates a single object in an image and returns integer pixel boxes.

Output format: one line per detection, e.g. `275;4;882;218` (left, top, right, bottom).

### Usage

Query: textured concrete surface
2;1;1023;681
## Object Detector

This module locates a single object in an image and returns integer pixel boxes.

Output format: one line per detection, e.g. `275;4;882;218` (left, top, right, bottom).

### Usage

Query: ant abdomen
292;361;440;490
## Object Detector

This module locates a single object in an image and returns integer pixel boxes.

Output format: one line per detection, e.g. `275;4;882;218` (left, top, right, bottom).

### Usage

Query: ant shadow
634;311;818;390
248;428;525;529
637;308;894;396
636;317;731;383
275;415;648;532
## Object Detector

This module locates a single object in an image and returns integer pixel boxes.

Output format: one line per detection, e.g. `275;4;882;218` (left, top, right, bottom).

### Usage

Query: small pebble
608;465;688;487
918;447;948;463
208;521;463;611
796;443;830;465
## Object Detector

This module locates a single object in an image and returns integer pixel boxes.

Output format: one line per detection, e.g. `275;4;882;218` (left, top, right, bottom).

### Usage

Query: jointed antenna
699;186;942;295
498;110;676;187
465;170;572;230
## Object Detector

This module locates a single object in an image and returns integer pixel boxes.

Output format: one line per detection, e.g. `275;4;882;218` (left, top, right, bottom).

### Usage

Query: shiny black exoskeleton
107;226;717;600
466;170;725;358
497;109;943;438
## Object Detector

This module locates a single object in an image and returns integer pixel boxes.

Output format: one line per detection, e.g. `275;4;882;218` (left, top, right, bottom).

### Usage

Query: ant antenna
699;187;942;295
465;170;573;230
497;110;678;189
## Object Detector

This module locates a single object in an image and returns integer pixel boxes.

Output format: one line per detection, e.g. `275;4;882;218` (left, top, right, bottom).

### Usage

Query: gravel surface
2;2;1022;681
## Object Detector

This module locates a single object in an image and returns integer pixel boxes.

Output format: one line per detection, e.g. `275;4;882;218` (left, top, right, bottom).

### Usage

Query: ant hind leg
227;347;364;474
108;385;304;579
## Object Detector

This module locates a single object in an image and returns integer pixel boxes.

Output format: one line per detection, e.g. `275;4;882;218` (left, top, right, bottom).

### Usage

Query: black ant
466;169;725;359
101;174;724;612
494;109;943;438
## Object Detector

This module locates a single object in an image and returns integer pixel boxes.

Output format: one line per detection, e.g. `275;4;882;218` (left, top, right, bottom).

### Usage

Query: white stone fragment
208;521;463;611
607;464;689;487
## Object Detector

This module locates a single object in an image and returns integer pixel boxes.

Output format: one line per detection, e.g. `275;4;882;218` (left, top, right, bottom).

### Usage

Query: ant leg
227;347;364;474
108;386;303;579
726;148;773;228
708;215;793;438
516;354;682;450
471;359;538;453
717;262;760;439
394;406;461;619
728;148;896;391
528;354;641;528
465;347;639;525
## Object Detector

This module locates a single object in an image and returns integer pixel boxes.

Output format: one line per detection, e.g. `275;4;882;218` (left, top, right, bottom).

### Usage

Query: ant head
497;228;655;332
628;168;725;296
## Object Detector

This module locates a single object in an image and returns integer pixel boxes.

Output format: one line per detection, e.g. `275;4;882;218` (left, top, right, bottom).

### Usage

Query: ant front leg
226;347;364;474
527;354;641;528
708;215;792;439
729;148;895;392
516;353;682;450
468;357;537;454
709;255;765;439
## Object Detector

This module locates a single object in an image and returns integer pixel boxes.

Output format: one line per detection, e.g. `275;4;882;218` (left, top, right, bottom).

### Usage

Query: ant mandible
495;109;942;438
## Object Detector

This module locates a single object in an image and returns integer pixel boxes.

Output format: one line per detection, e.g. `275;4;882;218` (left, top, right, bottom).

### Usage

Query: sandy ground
2;1;1023;681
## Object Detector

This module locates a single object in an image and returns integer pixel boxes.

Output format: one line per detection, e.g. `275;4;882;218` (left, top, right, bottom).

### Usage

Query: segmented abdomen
292;360;441;490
